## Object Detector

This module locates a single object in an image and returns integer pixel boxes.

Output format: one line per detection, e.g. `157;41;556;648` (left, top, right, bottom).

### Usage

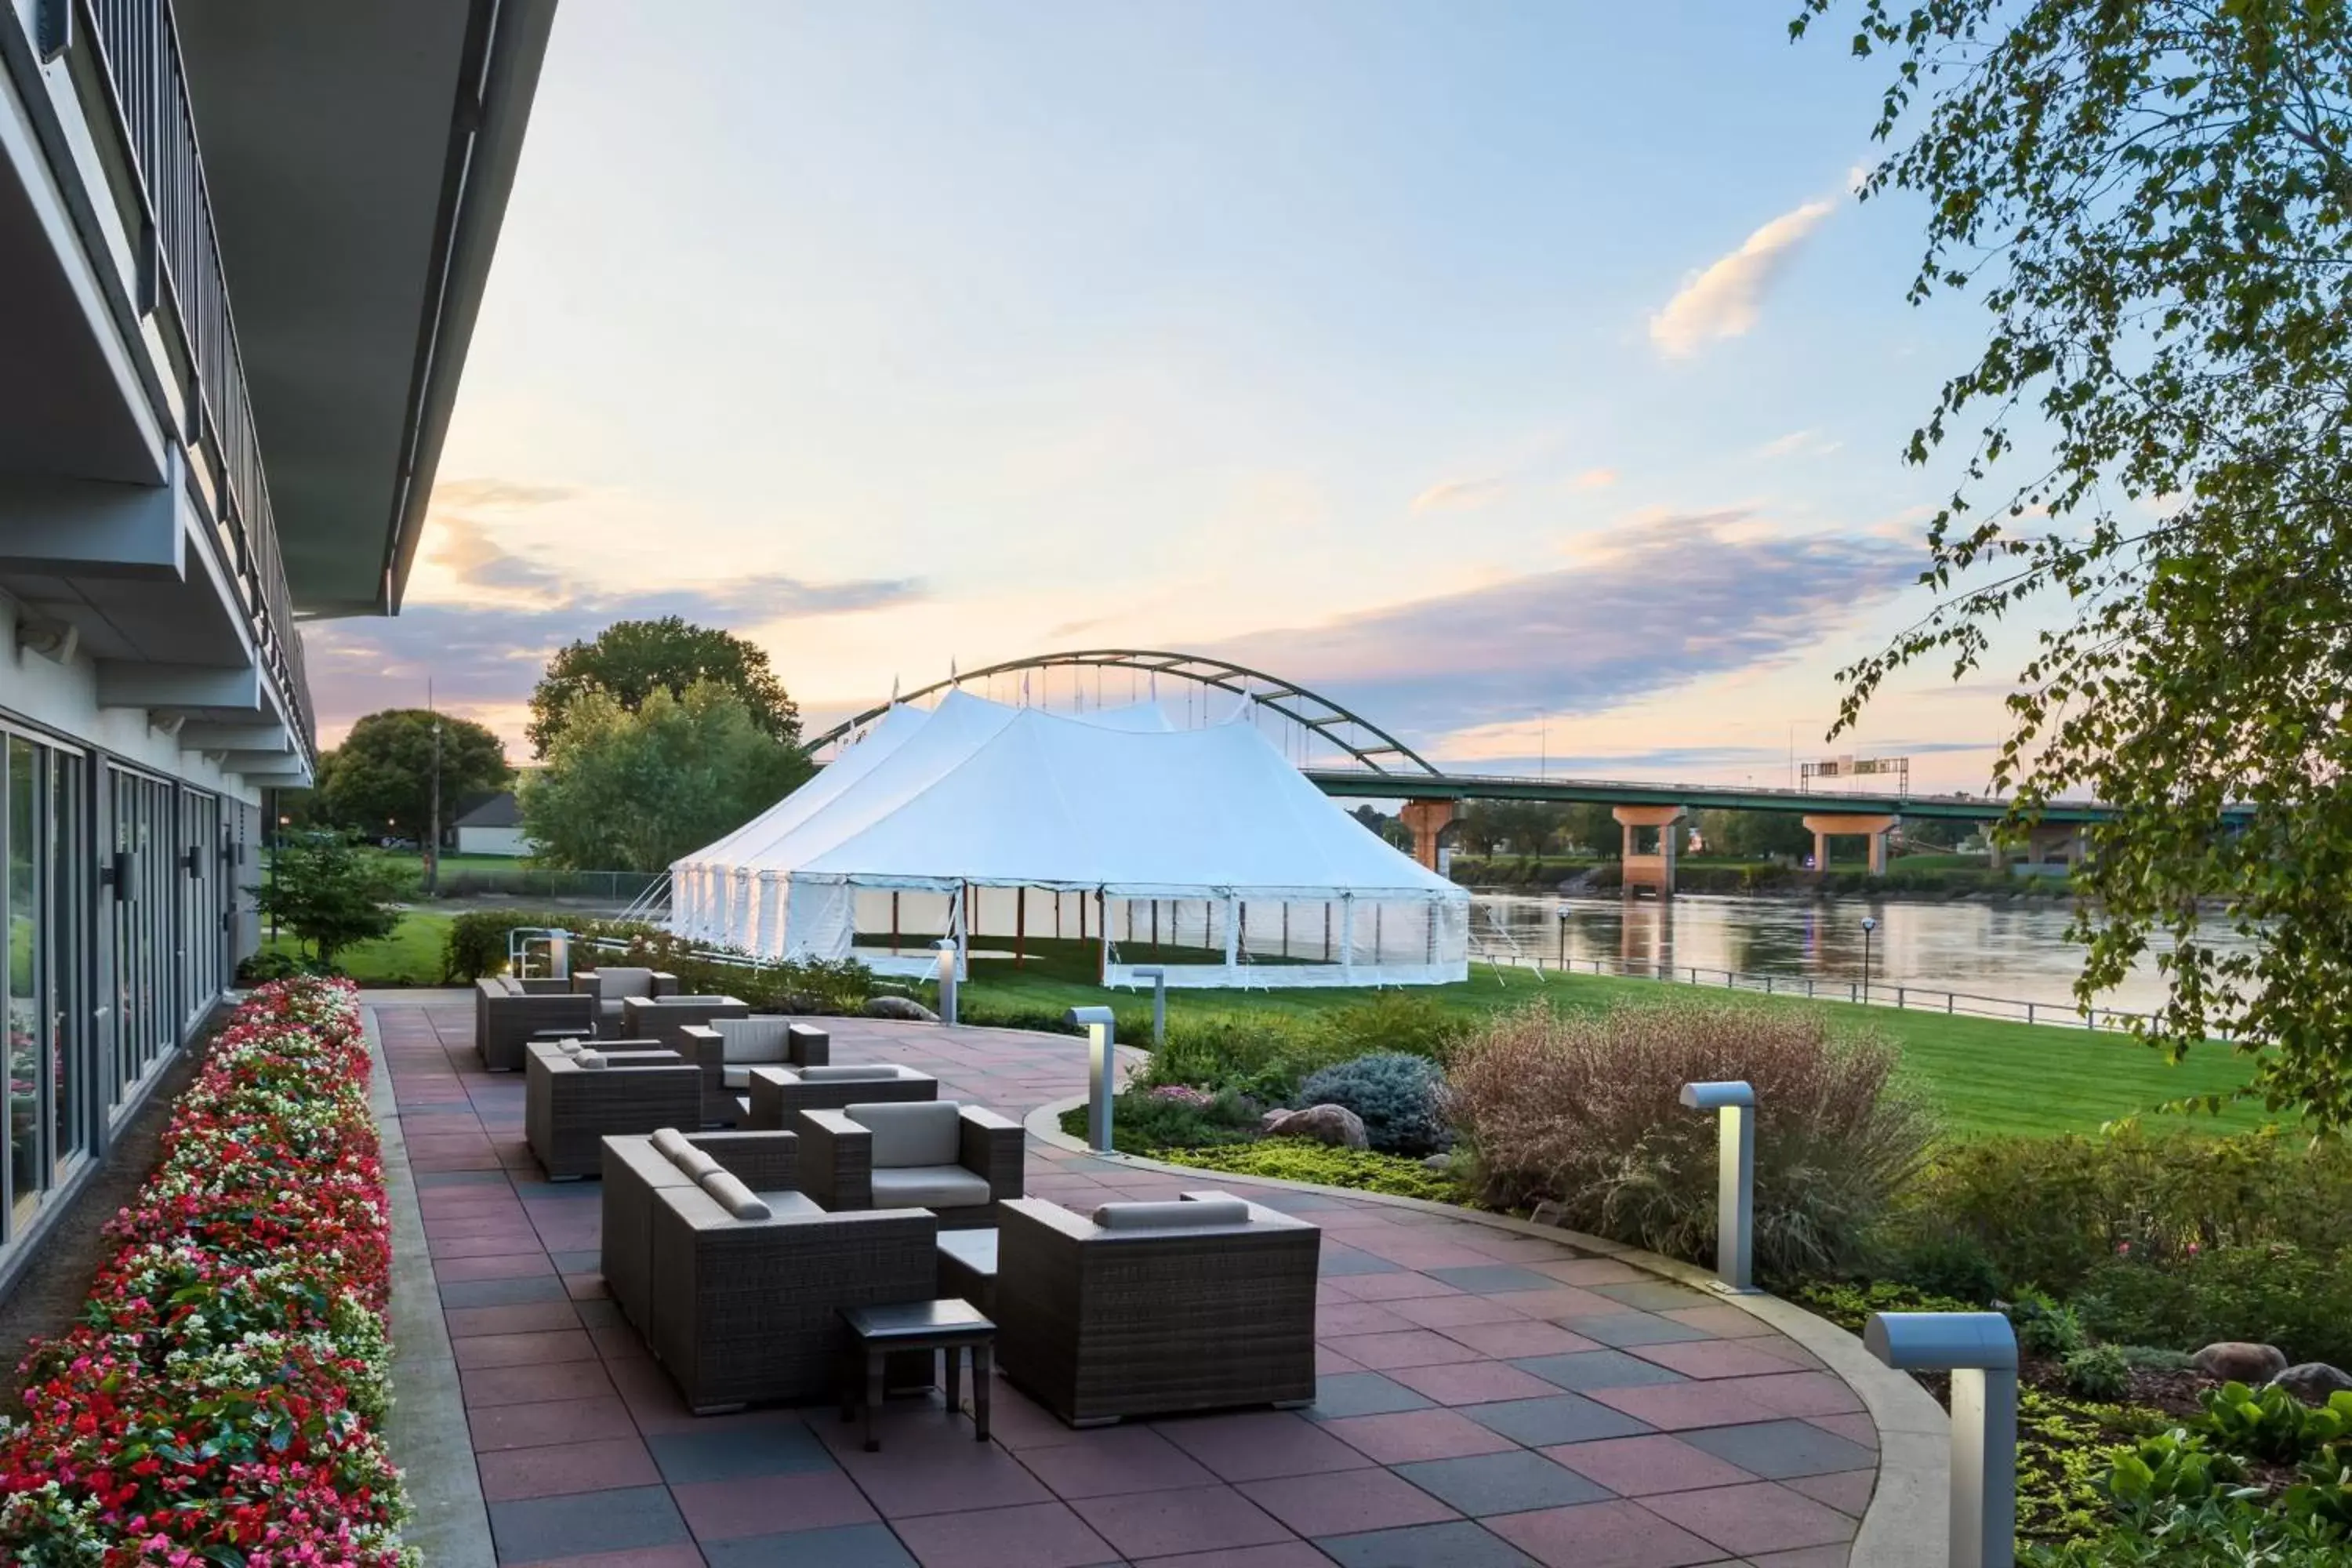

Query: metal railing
71;0;313;752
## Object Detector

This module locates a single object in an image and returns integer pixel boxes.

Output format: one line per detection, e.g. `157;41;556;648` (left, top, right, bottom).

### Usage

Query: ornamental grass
0;978;415;1566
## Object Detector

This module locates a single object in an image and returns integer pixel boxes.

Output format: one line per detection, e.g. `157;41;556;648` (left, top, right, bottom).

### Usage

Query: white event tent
668;689;1469;987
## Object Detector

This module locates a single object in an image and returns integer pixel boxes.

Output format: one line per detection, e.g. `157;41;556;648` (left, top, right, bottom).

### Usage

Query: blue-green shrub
1296;1053;1450;1156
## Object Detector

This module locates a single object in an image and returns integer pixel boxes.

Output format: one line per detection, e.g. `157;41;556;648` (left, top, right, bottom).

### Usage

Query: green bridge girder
1304;769;2117;824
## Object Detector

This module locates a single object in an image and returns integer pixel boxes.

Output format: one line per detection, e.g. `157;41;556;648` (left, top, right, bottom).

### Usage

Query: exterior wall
456;824;532;857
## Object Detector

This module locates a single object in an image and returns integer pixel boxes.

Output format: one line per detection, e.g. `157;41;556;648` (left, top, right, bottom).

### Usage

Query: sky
302;2;2049;793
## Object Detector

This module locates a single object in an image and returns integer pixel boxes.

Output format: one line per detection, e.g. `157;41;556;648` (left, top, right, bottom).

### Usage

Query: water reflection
1473;891;2256;1015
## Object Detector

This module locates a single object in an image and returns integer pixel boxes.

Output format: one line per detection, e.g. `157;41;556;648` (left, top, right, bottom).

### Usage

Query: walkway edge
367;1004;497;1568
1025;1094;1948;1568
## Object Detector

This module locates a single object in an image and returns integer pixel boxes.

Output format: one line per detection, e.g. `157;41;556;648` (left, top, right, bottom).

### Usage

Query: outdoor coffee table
839;1299;995;1452
936;1228;997;1314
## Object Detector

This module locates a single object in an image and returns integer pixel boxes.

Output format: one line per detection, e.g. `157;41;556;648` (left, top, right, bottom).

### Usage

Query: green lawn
318;912;2274;1139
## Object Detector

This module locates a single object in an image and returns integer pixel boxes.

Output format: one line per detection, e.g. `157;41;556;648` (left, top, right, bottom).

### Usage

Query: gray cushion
869;1165;993;1210
575;1050;608;1069
1092;1198;1252;1231
651;1129;722;1183
757;1189;825;1218
597;967;656;1000
651;1127;693;1162
698;1169;771;1220
800;1065;903;1083
599;999;626;1022
717;1017;793;1064
850;1101;960;1167
721;1065;753;1089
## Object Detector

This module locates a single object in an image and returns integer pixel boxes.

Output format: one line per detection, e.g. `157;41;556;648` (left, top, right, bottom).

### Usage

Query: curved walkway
371;996;1927;1568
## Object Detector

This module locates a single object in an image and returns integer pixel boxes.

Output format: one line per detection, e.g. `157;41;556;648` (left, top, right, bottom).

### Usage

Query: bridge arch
801;648;1441;777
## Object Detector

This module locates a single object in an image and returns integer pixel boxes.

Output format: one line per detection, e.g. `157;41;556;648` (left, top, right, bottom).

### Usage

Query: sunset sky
303;2;2063;791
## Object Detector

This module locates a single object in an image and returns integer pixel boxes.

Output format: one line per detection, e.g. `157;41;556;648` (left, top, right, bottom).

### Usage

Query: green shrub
1778;1277;1978;1333
2194;1384;2352;1465
1149;1141;1466;1203
1448;1000;1936;1278
441;907;570;982
1868;1227;2008;1304
2100;1429;2244;1511
2024;1497;2348;1564
2118;1346;2197;1374
2016;1389;2172;1545
2074;1244;2352;1369
1140;1013;1359;1102
2010;1289;2092;1359
1296;1053;1450;1156
439;912;877;1014
1907;1127;2352;1297
2064;1345;2135;1401
1057;1088;1261;1156
2283;1457;2352;1533
1312;993;1465;1065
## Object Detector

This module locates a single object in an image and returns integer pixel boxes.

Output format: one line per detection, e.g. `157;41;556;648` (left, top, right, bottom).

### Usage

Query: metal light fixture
1068;1005;1117;1152
1678;1080;1758;1293
1867;1312;2019;1568
1860;915;1878;1001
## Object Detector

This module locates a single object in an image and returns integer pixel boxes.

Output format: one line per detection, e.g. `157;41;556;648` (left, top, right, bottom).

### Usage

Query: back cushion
800;1065;902;1083
1093;1198;1252;1231
698;1169;771;1220
597;967;655;1000
851;1101;960;1167
717;1016;793;1063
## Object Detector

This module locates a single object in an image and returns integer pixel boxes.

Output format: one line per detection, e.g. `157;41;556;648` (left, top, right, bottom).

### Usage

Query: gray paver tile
1461;1393;1653;1446
1389;1450;1613;1516
1678;1420;1878;1480
1319;1519;1539;1566
486;1484;688;1563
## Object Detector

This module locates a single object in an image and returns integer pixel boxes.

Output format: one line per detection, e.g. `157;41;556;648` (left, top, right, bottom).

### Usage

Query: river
1469;891;2259;1019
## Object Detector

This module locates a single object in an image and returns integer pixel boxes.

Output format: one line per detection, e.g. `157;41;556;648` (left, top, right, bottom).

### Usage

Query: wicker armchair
571;967;679;1039
474;978;596;1073
524;1043;701;1180
673;1015;826;1126
995;1191;1320;1427
793;1101;1022;1230
744;1063;937;1130
601;1129;807;1335
602;1128;937;1414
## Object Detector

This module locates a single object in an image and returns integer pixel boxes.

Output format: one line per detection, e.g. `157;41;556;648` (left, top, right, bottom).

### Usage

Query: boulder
1421;1152;1456;1173
1262;1103;1368;1150
2268;1363;2352;1403
865;995;940;1023
2192;1342;2288;1385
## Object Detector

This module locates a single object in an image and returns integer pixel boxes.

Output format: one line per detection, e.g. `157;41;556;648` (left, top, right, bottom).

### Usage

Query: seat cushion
717;1016;793;1064
800;1065;903;1083
721;1065;753;1089
869;1165;992;1210
597;967;656;1000
850;1101;961;1167
699;1169;770;1219
1093;1198;1252;1231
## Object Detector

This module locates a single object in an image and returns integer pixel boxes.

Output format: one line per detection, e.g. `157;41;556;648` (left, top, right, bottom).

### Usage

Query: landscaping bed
0;979;416;1565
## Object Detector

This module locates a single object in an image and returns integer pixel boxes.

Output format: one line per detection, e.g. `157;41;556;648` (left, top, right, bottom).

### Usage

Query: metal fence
431;868;666;906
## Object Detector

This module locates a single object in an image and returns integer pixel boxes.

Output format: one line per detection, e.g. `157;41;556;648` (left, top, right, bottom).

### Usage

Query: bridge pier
1613;804;1686;898
1802;813;1898;876
1400;798;1457;873
1990;823;2085;876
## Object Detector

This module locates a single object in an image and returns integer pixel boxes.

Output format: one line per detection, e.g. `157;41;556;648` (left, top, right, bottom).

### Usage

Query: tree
320;710;510;844
1693;809;1814;862
1797;2;2352;1123
521;679;813;872
528;617;800;757
251;831;411;970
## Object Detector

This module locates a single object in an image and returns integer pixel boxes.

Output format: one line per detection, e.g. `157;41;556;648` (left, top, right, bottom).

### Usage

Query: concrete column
1802;814;1900;877
1867;831;1888;877
1813;829;1831;872
1612;805;1686;898
1400;799;1456;871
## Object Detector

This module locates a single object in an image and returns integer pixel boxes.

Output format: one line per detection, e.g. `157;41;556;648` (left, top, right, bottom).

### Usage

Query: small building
454;792;533;858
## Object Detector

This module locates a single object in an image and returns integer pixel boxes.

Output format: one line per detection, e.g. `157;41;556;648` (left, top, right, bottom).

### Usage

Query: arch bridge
802;648;2104;891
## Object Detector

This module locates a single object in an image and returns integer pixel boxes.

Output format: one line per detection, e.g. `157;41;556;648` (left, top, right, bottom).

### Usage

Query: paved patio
373;996;1882;1567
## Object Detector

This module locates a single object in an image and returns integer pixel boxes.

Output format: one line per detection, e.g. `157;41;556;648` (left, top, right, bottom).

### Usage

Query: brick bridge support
1802;812;1899;876
1613;804;1686;898
1400;798;1457;872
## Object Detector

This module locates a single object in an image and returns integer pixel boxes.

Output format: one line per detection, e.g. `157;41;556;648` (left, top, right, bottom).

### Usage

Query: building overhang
173;0;557;619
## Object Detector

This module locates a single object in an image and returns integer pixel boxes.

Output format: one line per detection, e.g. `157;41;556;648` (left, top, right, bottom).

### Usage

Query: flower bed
0;978;414;1566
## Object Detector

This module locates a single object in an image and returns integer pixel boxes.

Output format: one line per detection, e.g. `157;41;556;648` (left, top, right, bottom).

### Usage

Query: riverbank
1450;853;2069;900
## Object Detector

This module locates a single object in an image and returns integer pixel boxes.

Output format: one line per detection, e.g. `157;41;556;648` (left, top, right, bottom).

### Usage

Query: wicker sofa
744;1063;937;1130
793;1101;1022;1229
601;1128;937;1414
474;977;597;1073
524;1042;701;1180
674;1015;826;1126
571;967;679;1039
995;1191;1321;1426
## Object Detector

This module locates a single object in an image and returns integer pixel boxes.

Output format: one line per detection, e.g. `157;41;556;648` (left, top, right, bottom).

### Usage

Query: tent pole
1080;891;1088;945
1096;890;1108;983
891;891;900;955
1151;898;1159;951
1016;887;1026;966
1283;902;1290;957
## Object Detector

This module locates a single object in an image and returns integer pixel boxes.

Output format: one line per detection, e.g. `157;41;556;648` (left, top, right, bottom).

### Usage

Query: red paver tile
467;1396;640;1452
1714;1373;1863;1419
1584;1381;1784;1432
1746;1548;1856;1568
453;1330;598;1370
590;1323;651;1361
564;1272;609;1300
1805;1414;1879;1450
1382;1359;1565;1407
1316;1341;1366;1374
1630;1340;1815;1381
1384;1293;1532;1330
1072;1484;1294;1558
1639;1481;1857;1554
1319;1408;1520;1464
1018;1426;1220;1499
476;1436;659;1502
1154;1412;1374;1483
1131;1547;1334;1568
1322;1272;1465;1303
1321;1330;1488;1370
1437;1319;1605;1359
459;1358;617;1409
429;1230;550;1259
1455;1233;1584;1264
1497;1285;1625;1320
1661;1305;1778;1339
1316;1301;1420;1336
671;1468;877;1540
893;1501;1120;1567
1533;1258;1653;1287
434;1251;557;1283
1541;1433;1757;1496
833;1428;1057;1517
447;1301;583;1338
1236;1467;1457;1537
510;1548;707;1568
1485;1498;1725;1567
1786;1468;1876;1516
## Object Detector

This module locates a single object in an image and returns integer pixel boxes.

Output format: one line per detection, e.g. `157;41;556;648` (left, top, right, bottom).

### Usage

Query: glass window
9;736;42;1230
51;749;85;1177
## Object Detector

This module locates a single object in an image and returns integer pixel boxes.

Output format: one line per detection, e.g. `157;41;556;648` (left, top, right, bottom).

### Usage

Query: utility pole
426;679;443;898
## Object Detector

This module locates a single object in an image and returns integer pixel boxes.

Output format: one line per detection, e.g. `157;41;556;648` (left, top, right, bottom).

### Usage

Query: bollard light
933;938;960;1026
1866;1312;2019;1568
1131;965;1168;1047
1677;1080;1756;1293
1067;1005;1117;1152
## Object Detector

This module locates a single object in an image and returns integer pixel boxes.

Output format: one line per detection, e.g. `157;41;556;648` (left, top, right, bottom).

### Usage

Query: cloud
428;477;579;510
1573;468;1617;490
1755;428;1842;460
1650;198;1835;358
1206;510;1918;742
1411;477;1506;513
429;515;564;597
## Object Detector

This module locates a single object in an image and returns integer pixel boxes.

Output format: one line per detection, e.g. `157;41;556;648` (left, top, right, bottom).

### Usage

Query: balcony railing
65;0;314;756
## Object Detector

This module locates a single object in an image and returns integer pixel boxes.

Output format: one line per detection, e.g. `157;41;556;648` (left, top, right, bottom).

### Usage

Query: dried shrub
1446;1000;1937;1278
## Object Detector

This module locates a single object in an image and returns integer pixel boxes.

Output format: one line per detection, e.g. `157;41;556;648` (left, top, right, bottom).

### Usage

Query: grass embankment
312;914;2269;1138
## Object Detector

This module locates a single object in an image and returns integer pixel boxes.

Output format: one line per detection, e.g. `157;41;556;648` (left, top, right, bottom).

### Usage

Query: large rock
1261;1104;1368;1150
2269;1363;2352;1403
865;995;940;1023
2192;1342;2288;1384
